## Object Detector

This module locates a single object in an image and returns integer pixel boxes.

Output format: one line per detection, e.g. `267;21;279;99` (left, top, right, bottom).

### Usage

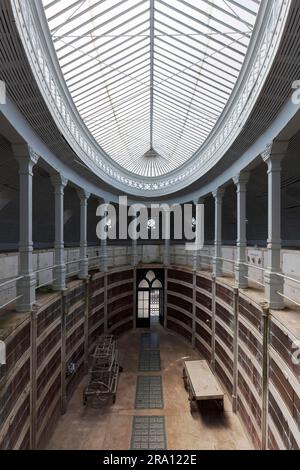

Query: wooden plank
184;360;224;400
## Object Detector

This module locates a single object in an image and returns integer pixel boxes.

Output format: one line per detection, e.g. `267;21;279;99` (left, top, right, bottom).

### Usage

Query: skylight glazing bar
156;0;247;55
54;0;146;50
150;0;155;149
42;0;262;176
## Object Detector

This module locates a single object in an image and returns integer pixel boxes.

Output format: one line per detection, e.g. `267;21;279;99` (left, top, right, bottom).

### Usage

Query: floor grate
140;332;160;350
135;375;163;409
131;416;167;450
139;350;161;371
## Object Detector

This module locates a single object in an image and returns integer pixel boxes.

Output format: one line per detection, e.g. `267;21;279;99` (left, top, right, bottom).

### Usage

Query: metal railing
0;247;133;310
1;246;300;311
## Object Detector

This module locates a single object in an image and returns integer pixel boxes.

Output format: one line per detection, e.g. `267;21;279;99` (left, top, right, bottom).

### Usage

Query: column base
52;265;66;291
232;395;237;414
100;259;108;272
235;262;248;289
212;258;222;277
131;253;138;267
264;270;284;310
78;259;89;279
16;273;36;312
164;256;170;267
192;252;198;271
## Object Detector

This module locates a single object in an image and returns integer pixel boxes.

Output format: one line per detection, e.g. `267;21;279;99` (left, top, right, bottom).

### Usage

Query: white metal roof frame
42;0;261;176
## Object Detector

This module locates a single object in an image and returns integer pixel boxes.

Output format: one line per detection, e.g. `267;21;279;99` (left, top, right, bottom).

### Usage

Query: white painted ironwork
10;0;292;194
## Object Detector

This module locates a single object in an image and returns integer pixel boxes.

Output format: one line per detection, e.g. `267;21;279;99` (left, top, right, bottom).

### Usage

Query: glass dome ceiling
42;0;261;177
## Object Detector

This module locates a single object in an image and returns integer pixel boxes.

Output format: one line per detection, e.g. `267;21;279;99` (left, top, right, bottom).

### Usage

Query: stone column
13;144;39;312
131;237;138;267
192;197;205;271
233;172;250;288
50;174;68;291
130;210;139;266
261;142;288;310
164;207;171;266
100;200;109;272
78;189;90;279
212;188;224;277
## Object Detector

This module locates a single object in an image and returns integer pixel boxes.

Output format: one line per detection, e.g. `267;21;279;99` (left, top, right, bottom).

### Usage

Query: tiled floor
47;326;252;450
135;376;164;409
138;350;161;371
140;332;160;350
131;416;167;450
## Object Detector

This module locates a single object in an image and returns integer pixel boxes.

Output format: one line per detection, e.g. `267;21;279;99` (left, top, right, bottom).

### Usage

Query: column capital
13;144;39;172
164;205;171;212
212;187;225;200
193;196;205;205
77;188;90;203
50;173;68;189
232;171;250;187
261;140;289;166
97;198;110;208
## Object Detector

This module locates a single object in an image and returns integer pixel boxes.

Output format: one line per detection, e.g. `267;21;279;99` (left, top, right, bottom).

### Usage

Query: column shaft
78;190;90;279
233;173;250;288
99;200;109;272
261;142;287;309
131;238;138;267
212;188;224;277
164;209;170;266
51;174;67;291
14;145;39;312
192;198;205;271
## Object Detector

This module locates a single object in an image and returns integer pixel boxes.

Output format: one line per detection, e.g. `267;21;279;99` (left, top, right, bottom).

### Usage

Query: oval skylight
42;0;261;177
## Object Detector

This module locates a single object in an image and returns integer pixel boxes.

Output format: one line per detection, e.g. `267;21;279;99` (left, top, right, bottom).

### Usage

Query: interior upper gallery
0;0;300;452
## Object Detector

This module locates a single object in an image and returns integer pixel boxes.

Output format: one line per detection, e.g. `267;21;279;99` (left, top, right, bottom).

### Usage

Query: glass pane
145;270;155;282
138;290;149;318
43;0;261;176
152;279;162;288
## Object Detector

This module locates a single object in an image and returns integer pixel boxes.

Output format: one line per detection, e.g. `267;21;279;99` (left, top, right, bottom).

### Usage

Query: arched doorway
136;269;164;328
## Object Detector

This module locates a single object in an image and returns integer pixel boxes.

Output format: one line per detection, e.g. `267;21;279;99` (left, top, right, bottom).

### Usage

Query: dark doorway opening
136;269;164;328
